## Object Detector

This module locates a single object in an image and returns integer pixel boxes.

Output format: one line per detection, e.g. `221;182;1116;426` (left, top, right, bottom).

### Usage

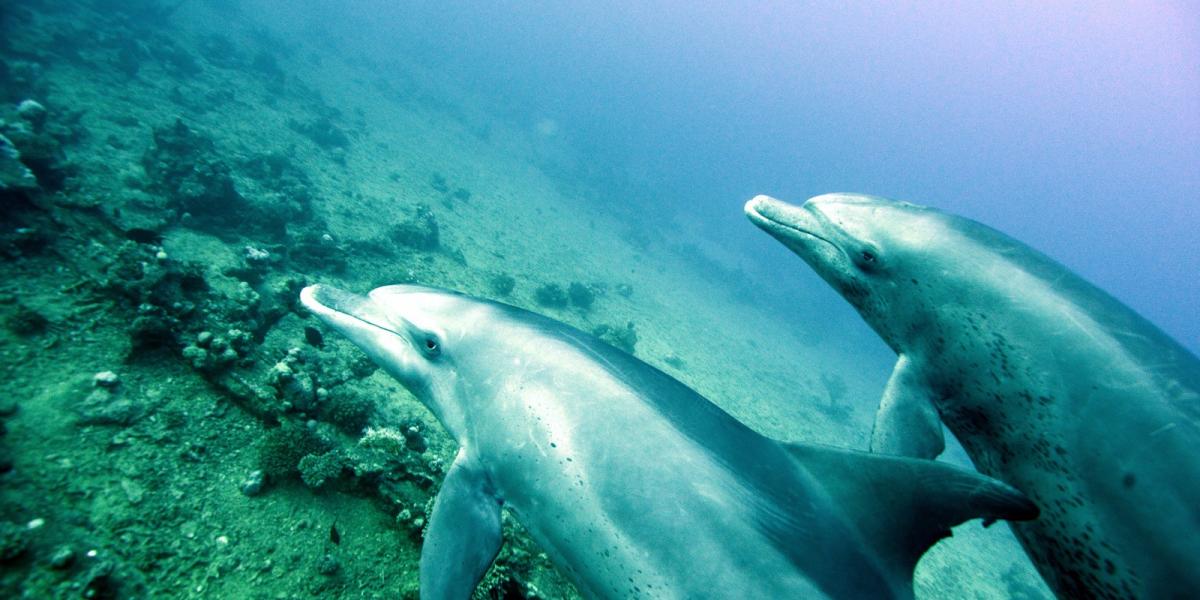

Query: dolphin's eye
853;247;882;272
422;336;441;357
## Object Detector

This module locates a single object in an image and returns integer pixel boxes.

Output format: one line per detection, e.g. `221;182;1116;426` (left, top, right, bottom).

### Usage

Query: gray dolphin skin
300;283;1037;600
745;193;1200;599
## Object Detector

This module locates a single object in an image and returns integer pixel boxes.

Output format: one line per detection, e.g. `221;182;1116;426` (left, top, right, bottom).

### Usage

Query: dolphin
300;283;1037;599
745;193;1200;599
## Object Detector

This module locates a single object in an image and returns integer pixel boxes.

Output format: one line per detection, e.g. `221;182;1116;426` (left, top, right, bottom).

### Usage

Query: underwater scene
1;1;1197;599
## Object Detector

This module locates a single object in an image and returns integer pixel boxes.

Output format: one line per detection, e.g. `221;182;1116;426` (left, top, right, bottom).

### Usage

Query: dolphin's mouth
744;195;840;251
301;284;404;338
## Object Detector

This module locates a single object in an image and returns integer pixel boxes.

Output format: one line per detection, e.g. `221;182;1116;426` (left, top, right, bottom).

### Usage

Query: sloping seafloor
0;2;1049;598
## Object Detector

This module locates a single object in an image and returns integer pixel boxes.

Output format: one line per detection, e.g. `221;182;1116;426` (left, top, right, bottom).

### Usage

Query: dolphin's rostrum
302;283;1036;599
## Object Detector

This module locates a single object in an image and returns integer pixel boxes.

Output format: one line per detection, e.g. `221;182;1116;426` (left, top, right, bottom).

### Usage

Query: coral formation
0;133;37;191
592;322;639;355
534;283;568;309
143;119;248;225
390;203;440;251
489;273;516;296
257;420;335;480
567;282;596;310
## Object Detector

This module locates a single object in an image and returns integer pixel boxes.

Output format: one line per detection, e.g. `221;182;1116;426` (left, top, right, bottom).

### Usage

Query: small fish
304;326;325;348
329;523;340;545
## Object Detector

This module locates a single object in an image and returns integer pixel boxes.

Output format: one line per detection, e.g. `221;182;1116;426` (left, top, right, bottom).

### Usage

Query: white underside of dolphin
301;283;1037;600
746;193;1200;599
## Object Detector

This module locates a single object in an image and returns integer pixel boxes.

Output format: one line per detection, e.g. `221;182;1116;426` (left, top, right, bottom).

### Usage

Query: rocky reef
0;2;572;598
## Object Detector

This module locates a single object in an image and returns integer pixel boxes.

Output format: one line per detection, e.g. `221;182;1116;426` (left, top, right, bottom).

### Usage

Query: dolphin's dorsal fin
787;443;1038;588
871;354;945;458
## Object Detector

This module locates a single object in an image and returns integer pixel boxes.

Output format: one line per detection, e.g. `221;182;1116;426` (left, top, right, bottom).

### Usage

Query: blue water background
256;1;1200;354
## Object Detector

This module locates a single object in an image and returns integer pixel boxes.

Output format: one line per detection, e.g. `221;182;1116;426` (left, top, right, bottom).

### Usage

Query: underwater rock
198;34;243;70
244;245;272;267
129;304;177;350
5;303;48;335
256;420;334;480
533;284;568;309
315;553;340;576
181;333;240;375
249;50;284;82
351;425;441;494
389;203;440;251
288;116;349;150
567;282;596;310
320;387;373;435
663;354;686;370
227;282;262;328
152;39;202;77
592;322;639;355
240;150;316;224
142;119;247;227
48;545;75;569
239;469;265;497
103;242;216;352
429;172;449;194
120;478;145;505
0;521;28;562
0;133;37;191
489;273;516;296
288;231;345;272
268;349;317;412
92;371;120;388
81;558;119;599
77;386;143;426
402;425;427;454
394;507;426;539
0;226;51;259
15;99;46;130
0;61;45;104
114;38;145;78
1;104;77;192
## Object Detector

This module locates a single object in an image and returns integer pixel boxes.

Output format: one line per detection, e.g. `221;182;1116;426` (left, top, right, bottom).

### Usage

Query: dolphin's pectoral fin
420;451;502;600
870;355;945;459
787;443;1039;588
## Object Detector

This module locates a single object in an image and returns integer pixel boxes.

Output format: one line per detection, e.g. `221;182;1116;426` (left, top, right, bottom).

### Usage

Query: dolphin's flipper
788;443;1038;587
870;355;945;459
420;451;502;600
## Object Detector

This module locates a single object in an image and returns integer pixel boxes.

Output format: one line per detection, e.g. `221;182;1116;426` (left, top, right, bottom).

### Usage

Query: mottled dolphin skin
746;193;1200;599
300;283;1036;600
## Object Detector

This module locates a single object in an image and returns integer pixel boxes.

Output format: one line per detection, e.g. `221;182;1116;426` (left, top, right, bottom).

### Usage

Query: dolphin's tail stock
786;443;1038;595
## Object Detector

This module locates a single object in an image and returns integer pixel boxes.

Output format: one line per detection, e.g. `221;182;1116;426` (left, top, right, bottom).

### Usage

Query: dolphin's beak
301;284;401;338
744;195;828;246
743;194;780;229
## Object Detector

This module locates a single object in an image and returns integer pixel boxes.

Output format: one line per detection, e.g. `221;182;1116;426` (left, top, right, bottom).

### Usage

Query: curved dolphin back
936;209;1200;409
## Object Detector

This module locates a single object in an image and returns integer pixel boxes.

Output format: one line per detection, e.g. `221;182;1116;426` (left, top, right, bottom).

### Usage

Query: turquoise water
0;1;1195;598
